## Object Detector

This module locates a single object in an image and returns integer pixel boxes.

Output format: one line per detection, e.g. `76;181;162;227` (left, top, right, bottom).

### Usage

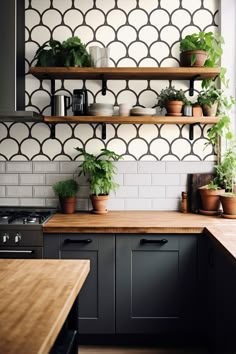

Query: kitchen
0;0;236;353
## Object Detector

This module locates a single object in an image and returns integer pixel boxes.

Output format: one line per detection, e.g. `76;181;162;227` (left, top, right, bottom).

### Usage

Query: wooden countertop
0;259;90;354
43;211;236;259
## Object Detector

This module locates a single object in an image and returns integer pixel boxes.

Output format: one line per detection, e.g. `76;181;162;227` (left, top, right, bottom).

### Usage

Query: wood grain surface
43;211;236;261
0;259;90;354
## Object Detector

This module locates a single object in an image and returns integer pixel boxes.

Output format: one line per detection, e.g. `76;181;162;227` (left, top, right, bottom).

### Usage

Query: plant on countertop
53;179;79;214
34;36;91;67
179;31;224;67
75;148;122;214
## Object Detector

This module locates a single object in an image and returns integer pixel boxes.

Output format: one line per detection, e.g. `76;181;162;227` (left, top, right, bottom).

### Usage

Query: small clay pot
220;195;236;215
192;105;203;117
203;102;218;117
199;188;225;212
180;50;207;67
60;197;76;214
166;100;183;116
91;195;109;214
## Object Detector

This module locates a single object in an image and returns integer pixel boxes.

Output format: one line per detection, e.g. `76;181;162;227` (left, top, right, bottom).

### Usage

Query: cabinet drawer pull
140;239;168;245
64;239;92;244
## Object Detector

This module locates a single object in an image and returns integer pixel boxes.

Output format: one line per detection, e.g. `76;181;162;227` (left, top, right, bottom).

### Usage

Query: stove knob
15;233;21;243
2;233;9;243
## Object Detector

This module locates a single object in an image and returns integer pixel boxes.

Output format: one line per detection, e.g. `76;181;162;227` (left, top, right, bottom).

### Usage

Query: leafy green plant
75;148;122;196
180;31;224;67
156;86;187;109
197;85;222;108
53;179;79;198
34;39;63;67
34;36;91;67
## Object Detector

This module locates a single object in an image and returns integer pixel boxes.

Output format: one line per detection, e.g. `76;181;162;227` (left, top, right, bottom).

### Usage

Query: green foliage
206;180;221;190
197;85;222;108
75;148;122;196
213;143;236;193
157;86;187;109
180;31;224;67
34;36;91;67
53;179;79;198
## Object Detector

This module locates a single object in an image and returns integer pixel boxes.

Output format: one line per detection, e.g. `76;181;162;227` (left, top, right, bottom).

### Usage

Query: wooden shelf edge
43;115;220;124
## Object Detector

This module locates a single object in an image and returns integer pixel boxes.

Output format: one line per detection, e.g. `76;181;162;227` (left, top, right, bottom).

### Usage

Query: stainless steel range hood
0;0;43;122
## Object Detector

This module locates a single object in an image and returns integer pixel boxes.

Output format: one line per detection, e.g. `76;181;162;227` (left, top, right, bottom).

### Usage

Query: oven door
0;247;42;259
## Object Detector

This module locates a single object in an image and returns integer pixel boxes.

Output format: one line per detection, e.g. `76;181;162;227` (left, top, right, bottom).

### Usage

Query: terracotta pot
166;100;183;116
91;195;109;214
180;50;207;67
192;105;203;117
199;188;225;211
220;195;236;215
203;102;218;117
60;197;76;214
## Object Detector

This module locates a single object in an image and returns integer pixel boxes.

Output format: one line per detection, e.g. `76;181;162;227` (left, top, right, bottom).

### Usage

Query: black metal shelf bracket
50;124;56;139
102;76;107;96
51;80;56;115
101;123;106;139
189;75;200;96
189;123;199;140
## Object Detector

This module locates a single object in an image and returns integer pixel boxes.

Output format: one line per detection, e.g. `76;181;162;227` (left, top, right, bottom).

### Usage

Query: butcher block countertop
43;211;236;260
0;259;90;354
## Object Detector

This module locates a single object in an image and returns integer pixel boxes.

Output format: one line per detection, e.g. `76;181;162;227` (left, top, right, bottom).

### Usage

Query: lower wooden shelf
44;115;219;124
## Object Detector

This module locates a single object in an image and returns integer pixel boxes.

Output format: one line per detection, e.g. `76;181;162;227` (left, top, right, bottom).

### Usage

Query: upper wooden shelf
29;67;220;81
44;115;220;125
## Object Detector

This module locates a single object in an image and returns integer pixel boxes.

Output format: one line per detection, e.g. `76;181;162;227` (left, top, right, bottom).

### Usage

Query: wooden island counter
0;259;90;354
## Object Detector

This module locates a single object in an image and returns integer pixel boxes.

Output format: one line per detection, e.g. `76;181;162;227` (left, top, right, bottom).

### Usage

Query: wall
0;0;219;209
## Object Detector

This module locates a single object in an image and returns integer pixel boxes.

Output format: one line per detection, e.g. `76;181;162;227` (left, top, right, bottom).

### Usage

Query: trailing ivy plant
75;148;122;196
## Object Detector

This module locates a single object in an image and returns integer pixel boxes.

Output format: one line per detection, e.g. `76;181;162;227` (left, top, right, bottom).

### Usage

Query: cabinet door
116;234;199;334
45;233;115;334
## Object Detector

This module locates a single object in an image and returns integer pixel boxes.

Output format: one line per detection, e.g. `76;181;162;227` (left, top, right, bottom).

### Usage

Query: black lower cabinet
116;234;204;335
207;236;236;354
44;233;115;334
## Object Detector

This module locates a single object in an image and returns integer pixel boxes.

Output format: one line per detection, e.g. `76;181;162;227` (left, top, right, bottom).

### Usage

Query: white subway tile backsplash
0;174;18;185
0;198;20;206
152;174;180;186
153;198;180;211
6;186;32;197
45;198;59;208
166;161;215;173
6;162;32;173
45;174;74;185
111;186;138;198
124;174;151;186
166;186;187;198
125;199;152;210
115;161;138;173
78;186;90;198
139;186;165;198
108;198;125;210
138;161;165;173
60;161;80;173
33;162;60;173
114;174;124;185
20;174;45;185
33;186;54;197
0;186;5;197
76;199;89;211
0;163;5;173
19;198;46;206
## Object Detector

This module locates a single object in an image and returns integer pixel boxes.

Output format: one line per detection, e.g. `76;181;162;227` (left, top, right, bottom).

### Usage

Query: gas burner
0;208;55;225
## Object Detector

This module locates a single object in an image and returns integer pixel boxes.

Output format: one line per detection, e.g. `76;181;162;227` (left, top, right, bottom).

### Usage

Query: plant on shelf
179;31;224;67
75;148;122;214
156;86;187;116
53;179;79;214
34;36;91;67
197;83;222;117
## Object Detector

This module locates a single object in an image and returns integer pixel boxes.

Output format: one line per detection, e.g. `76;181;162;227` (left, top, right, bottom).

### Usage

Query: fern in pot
53;179;79;214
75;148;121;214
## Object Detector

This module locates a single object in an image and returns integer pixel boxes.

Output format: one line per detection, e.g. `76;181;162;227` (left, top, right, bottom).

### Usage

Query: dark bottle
72;89;88;116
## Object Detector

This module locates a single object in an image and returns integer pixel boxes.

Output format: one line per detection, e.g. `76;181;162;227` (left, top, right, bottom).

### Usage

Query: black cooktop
0;207;55;225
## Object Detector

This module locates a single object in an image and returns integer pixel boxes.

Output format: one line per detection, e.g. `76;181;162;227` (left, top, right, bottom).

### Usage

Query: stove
0;207;55;259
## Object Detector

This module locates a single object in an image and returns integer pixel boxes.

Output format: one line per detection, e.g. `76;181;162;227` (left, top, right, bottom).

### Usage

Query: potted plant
198;180;225;214
179;31;224;67
197;84;222;116
34;36;91;67
75;148;121;214
53;179;79;214
156;86;187;116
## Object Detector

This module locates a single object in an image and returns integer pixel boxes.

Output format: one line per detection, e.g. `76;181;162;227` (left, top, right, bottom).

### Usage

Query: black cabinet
116;234;203;334
207;237;236;354
44;233;115;334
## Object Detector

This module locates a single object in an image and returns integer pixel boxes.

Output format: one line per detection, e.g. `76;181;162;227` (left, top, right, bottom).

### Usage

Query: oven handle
0;250;33;254
64;239;92;244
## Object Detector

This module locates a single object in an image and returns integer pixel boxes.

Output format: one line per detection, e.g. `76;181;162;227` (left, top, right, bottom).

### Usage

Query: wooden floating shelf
44;115;220;125
30;67;220;81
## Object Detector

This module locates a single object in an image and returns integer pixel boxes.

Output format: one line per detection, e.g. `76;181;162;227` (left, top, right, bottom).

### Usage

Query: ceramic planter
192;105;203;117
60;197;76;214
220;194;236;217
180;50;207;67
202;102;218;117
91;195;109;214
199;188;225;212
166;100;183;116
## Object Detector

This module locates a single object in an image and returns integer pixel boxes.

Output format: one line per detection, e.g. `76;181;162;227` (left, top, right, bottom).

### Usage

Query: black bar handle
64;239;92;244
140;239;168;245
